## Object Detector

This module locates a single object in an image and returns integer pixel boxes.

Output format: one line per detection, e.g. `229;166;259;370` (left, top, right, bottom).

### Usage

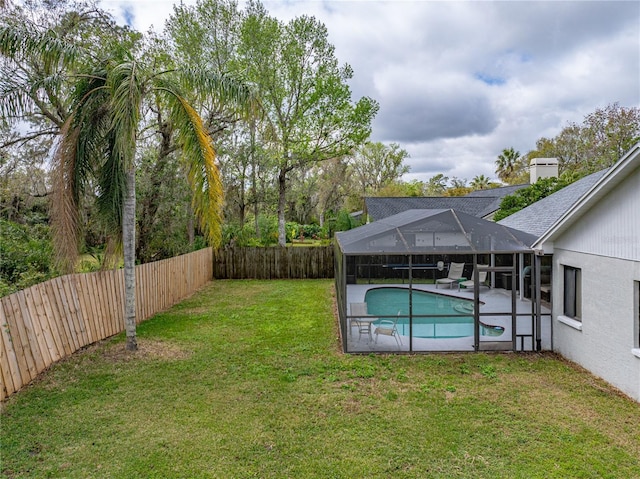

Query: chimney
530;157;558;183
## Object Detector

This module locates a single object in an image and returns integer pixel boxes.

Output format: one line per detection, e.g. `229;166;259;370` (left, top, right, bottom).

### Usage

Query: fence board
60;275;88;347
114;269;125;334
0;248;213;400
52;277;81;352
23;288;56;368
74;274;93;343
32;284;65;362
105;271;120;336
0;302;20;399
15;291;48;373
42;281;72;357
212;246;334;280
91;273;106;342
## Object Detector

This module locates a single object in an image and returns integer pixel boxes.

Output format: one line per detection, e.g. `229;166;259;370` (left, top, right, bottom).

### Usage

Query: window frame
635;281;640;349
563;265;582;321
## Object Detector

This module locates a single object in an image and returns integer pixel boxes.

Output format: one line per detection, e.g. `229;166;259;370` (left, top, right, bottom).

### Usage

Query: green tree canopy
527;103;640;176
239;2;378;245
493;173;581;221
349;141;410;206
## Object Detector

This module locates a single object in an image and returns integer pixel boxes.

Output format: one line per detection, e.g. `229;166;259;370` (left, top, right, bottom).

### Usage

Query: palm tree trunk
277;168;287;247
123;166;138;351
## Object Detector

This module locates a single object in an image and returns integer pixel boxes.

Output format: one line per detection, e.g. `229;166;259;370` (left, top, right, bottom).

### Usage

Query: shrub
0;220;58;295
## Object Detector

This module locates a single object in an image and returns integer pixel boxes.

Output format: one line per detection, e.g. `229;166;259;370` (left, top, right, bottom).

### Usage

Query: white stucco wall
552;249;640;401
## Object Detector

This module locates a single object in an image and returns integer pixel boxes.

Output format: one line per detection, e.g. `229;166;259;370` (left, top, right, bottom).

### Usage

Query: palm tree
495;147;521;184
2;27;253;351
470;174;492;190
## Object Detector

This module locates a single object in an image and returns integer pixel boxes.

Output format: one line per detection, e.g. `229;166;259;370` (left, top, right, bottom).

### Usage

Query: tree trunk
123;167;138;351
137;118;173;263
187;209;195;247
250;121;260;238
277;168;287;246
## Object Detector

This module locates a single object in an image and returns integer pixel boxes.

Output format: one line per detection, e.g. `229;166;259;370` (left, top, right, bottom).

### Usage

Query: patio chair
349;302;374;341
458;265;489;291
374;311;402;348
435;262;465;289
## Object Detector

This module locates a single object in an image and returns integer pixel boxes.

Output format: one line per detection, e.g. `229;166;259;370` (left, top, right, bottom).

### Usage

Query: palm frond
0;24;78;70
96;127;127;234
72;65;129;255
50;118;82;274
0;73;35;119
107;60;142;172
168;91;224;247
49;63;128;273
178;67;258;118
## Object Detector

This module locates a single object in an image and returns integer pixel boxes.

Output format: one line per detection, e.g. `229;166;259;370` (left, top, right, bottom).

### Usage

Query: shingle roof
465;184;529;217
365;184;529;221
497;170;609;239
365;197;496;220
464;184;528;198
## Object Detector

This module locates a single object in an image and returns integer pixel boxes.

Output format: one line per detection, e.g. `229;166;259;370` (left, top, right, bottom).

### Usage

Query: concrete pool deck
345;283;551;353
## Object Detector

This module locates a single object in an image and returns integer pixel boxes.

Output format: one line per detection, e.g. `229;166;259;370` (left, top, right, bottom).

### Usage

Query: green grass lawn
2;280;639;478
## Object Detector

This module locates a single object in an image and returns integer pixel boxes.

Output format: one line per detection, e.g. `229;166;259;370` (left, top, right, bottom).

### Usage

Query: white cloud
99;0;640;183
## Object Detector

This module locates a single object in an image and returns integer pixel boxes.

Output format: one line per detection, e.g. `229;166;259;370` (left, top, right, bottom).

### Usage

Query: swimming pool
364;287;504;339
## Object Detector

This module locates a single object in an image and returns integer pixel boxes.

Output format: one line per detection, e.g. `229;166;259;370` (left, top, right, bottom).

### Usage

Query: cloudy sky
100;0;640;184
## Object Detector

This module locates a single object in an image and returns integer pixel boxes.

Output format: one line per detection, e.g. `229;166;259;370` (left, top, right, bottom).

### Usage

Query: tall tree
314;157;349;226
495;147;521;184
444;177;472;197
469;174;494;190
424;174;449;196
1;22;253;351
527;103;640;176
0;1;141;257
349;141;409;212
581;103;640;170
0;1;139;146
239;2;378;245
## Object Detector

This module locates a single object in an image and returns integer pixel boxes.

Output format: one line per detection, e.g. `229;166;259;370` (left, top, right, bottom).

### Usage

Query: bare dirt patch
101;339;192;362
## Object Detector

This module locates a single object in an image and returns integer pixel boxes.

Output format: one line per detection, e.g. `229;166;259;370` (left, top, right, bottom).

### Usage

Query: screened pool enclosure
334;209;550;353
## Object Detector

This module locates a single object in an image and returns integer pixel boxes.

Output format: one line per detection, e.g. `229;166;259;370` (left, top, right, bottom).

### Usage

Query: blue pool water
364;287;503;339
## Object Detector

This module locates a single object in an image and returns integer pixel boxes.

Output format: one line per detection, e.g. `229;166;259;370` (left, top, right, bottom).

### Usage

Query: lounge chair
349;302;375;341
458;265;489;291
374;311;402;348
435;262;465;289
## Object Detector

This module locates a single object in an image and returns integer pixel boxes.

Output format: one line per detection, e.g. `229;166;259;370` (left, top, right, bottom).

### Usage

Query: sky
99;0;640;184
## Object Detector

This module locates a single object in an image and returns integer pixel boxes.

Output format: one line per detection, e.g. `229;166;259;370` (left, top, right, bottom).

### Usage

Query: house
365;157;560;223
530;143;640;402
365;183;527;222
360;146;640;401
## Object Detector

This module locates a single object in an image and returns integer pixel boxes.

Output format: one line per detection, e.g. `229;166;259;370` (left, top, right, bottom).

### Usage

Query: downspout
511;253;517;352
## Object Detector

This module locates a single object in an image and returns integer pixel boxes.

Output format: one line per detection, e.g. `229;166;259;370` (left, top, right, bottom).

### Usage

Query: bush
493;173;582;221
223;216;279;247
286;222;325;242
0;220;58;296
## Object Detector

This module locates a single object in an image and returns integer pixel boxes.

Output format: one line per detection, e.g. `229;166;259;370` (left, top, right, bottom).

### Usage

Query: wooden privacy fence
0;248;213;401
213;246;334;279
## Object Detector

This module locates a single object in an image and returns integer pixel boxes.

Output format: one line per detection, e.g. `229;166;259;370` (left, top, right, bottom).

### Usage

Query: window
635;282;639;349
563;266;581;320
